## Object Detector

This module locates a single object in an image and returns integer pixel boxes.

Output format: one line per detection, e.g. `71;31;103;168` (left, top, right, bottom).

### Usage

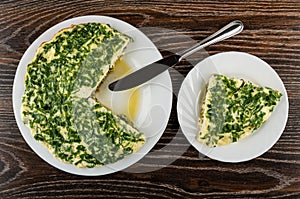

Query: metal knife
109;20;244;91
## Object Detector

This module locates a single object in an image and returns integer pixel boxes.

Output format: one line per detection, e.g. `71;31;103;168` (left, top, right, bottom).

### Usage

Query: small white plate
13;16;173;175
177;51;288;163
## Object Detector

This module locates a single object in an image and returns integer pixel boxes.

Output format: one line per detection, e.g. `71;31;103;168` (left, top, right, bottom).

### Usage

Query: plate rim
177;51;289;163
13;15;173;175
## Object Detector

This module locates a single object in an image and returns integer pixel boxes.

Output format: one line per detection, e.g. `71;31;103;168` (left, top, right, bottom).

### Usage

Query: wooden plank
0;0;299;198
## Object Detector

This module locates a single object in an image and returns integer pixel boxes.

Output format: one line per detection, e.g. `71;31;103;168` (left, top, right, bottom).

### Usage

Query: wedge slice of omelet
198;74;282;147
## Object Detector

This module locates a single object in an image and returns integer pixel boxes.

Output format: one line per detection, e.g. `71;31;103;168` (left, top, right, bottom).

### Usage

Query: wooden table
1;0;299;198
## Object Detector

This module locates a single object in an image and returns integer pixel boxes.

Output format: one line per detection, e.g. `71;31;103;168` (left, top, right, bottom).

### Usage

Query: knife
109;20;244;91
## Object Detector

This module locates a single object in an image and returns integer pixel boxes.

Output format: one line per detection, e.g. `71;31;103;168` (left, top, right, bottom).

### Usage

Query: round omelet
22;23;145;168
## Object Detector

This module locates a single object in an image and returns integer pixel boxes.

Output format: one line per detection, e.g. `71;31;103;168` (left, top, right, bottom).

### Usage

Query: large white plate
177;51;288;162
13;16;172;175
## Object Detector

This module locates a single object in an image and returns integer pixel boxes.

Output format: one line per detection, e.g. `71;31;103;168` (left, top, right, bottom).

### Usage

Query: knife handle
179;20;244;61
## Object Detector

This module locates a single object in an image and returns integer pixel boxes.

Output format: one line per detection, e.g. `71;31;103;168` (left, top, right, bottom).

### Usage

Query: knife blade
108;54;180;91
109;20;243;91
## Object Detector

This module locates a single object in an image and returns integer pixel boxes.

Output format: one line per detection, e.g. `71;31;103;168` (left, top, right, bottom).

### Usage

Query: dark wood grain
0;0;299;198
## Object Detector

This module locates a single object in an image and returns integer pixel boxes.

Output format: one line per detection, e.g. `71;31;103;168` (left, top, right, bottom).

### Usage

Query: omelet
197;74;282;147
22;23;145;168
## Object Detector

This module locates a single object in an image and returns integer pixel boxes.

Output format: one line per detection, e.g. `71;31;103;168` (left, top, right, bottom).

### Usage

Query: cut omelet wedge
198;74;282;147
